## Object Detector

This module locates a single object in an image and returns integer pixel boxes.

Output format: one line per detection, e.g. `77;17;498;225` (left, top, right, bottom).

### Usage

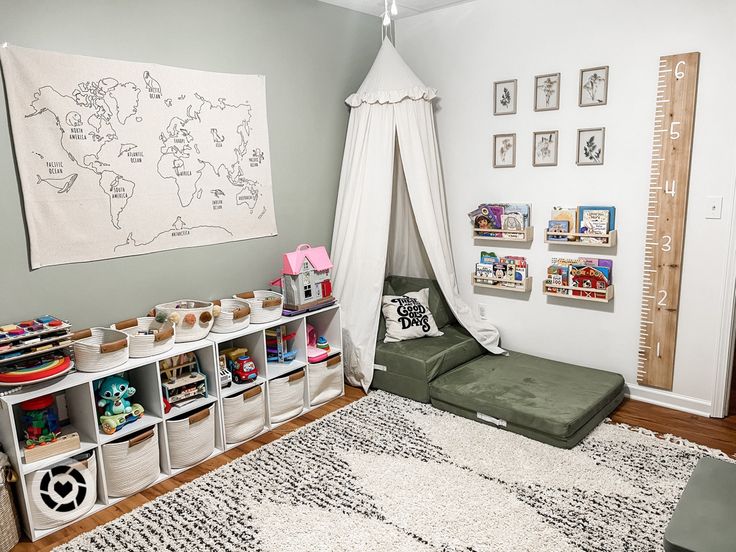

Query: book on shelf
551;207;577;241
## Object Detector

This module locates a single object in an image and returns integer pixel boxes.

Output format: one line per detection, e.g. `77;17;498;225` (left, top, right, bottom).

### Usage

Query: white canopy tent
331;38;504;391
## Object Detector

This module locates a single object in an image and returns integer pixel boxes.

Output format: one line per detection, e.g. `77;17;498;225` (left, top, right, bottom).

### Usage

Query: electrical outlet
478;303;489;320
705;196;723;219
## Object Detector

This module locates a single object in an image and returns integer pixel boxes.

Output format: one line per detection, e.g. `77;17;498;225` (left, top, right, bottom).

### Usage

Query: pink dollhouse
282;244;334;310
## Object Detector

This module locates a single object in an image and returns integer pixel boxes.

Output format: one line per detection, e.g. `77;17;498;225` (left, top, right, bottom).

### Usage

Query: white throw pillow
381;288;444;343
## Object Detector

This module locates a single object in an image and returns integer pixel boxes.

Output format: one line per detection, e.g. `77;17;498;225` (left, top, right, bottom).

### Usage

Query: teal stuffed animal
97;375;136;416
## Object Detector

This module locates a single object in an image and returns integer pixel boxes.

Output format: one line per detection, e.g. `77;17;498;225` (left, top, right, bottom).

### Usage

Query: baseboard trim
625;383;712;417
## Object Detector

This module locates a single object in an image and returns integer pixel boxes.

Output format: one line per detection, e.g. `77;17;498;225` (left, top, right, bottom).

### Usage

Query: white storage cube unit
0;305;343;542
26;452;97;530
308;354;344;406
102;426;160;498
223;384;266;444
268;370;306;423
166;404;215;469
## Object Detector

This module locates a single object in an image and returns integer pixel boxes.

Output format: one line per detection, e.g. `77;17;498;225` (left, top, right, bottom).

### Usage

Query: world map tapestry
0;45;277;268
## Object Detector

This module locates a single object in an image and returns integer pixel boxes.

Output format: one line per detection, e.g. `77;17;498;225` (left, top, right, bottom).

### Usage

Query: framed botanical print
533;130;558;166
493;133;516;168
579;66;609;107
576;127;605;165
534;73;560;111
493;79;517;115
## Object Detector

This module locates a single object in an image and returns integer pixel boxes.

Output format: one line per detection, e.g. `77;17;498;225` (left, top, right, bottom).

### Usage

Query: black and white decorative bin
268;370;305;424
27;451;97;530
223;384;266;444
308;354;343;407
166;404;215;469
102;426;160;498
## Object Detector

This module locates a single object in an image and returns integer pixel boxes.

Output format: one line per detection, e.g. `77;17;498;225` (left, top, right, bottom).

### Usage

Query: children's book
502;203;531;227
547;219;569;240
578;206;613;243
578;206;616;231
480;251;498;264
551;207;578;241
501;213;524;237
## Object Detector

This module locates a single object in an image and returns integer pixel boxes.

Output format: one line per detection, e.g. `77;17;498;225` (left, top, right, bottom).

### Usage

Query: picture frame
533;130;559;166
579;66;609;107
493;133;516;168
493;79;517;115
534;73;560;111
576;127;606;165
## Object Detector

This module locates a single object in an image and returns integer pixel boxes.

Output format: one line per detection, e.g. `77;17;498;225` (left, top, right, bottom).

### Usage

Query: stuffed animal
96;375;136;416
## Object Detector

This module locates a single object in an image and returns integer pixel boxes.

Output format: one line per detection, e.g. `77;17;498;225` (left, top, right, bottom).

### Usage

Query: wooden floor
12;386;736;551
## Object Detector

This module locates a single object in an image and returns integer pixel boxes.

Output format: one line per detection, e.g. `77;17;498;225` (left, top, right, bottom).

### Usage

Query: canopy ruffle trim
345;86;438;107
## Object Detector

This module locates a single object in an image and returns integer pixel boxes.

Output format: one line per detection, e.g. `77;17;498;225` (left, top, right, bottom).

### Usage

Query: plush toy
96;375;136;416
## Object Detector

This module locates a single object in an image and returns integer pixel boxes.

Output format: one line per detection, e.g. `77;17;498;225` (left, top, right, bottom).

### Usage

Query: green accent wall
0;0;378;328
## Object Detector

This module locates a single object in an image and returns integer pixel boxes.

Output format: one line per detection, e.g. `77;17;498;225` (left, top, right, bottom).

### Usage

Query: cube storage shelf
0;305;343;542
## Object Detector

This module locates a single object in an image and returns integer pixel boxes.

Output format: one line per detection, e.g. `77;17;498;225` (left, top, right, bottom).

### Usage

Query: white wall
397;0;736;414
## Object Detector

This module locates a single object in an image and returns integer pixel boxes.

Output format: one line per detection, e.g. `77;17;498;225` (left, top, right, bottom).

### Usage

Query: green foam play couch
371;276;625;449
372;276;485;403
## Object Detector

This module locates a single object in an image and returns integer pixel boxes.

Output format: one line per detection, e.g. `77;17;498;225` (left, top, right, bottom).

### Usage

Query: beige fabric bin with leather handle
269;369;305;424
211;298;251;334
234;291;283;324
113;318;175;358
308;354;343;406
223;384;266;443
102;425;161;497
166;404;215;469
72;328;129;372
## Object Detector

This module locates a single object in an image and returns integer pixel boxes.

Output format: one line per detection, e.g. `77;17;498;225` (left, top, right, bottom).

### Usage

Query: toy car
99;404;144;435
231;355;258;385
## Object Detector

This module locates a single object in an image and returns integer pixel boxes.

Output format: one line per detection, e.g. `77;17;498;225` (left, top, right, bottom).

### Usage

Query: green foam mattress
429;352;625;448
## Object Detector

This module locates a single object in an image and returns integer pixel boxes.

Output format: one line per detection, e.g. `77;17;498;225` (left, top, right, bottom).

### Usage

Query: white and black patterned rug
55;391;730;552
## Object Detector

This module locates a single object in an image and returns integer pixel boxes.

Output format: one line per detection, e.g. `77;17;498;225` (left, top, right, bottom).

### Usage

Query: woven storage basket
72;328;129;373
234;291;283;324
166;404;215;469
114;318;175;358
269;369;305;424
211;299;251;334
223;384;266;444
154;300;214;343
0;455;19;552
102;426;160;498
27;451;97;530
308;354;343;406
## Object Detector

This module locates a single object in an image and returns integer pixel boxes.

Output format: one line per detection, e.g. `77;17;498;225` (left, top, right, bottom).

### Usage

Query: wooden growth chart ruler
638;52;700;390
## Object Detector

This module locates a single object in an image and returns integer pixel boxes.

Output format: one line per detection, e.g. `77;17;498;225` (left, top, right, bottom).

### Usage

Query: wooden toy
159;352;207;406
280;244;334;311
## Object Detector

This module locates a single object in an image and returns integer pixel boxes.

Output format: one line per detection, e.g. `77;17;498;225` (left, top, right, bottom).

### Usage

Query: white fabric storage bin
234;291;283;324
114;318;175;358
223;384;266;444
72;328;129;373
268;369;305;424
102;426;160;498
154;300;214;342
166;404;215;469
27;451;97;530
211;298;251;334
308;354;343;406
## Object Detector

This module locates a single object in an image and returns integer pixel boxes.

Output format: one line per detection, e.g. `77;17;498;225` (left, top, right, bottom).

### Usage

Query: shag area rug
55;391;731;552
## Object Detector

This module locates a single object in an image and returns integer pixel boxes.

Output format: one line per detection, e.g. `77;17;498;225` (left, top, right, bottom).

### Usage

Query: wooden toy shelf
544;229;617;248
0;304;343;542
542;282;615;303
472;274;533;293
473;227;534;243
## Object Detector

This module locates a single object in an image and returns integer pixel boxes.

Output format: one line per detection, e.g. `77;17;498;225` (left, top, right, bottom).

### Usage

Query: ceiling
316;0;472;18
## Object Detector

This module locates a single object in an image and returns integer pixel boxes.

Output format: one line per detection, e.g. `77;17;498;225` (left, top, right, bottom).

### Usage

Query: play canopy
331;38;503;391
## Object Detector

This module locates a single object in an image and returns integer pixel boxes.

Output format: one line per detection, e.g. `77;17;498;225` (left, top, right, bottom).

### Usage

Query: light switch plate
478;303;489;320
705;196;723;219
